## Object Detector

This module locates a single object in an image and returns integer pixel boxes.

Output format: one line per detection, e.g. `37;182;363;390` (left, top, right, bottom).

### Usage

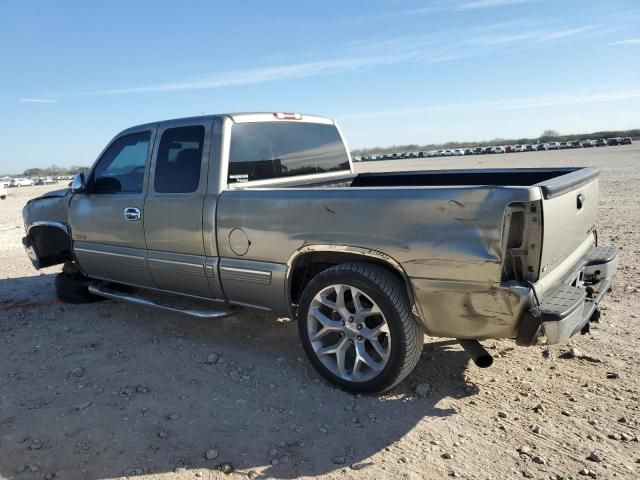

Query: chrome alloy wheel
306;284;391;382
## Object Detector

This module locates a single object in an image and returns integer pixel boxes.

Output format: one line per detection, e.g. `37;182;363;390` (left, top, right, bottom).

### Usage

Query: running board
88;283;236;319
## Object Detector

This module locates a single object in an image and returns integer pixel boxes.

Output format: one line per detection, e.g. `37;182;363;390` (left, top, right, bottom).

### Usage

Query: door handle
124;207;142;221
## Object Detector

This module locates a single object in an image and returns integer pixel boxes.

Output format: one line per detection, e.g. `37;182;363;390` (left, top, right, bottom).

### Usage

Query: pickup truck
22;112;618;393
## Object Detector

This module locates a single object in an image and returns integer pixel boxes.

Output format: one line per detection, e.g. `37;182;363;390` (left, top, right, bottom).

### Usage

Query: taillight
273;112;302;120
502;202;542;283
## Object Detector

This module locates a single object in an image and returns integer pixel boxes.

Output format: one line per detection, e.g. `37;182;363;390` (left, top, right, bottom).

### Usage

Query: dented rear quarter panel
216;185;542;338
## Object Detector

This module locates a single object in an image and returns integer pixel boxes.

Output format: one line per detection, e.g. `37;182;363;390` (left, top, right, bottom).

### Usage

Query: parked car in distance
504;145;513;153
595;139;607;147
580;140;593;148
620;137;632;145
534;144;547;151
21;111;618;394
513;145;524;152
10;177;35;187
569;141;581;148
524;144;535;152
472;147;483;155
547;142;560;150
463;148;473;155
606;138;619;146
492;146;505;154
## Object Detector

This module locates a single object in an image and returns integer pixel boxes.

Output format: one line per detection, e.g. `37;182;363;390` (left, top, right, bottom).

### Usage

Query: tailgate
537;168;599;279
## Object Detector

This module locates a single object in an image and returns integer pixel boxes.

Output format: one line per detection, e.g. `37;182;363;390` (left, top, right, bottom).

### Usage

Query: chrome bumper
516;245;618;346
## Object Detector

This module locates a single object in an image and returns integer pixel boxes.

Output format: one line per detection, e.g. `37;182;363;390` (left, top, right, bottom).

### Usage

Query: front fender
22;189;72;269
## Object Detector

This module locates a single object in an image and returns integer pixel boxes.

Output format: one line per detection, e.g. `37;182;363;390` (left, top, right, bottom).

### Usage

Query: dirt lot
1;145;639;480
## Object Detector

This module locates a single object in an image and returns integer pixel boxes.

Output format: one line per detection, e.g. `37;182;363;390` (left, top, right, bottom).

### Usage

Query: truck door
69;128;156;287
143;119;219;298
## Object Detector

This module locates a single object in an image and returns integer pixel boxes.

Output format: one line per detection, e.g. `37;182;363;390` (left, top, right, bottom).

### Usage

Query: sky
1;0;639;173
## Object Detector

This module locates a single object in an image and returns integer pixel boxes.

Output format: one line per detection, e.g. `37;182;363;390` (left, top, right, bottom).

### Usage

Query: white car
0;185;6;199
10;178;34;187
492;146;506;154
547;142;560;150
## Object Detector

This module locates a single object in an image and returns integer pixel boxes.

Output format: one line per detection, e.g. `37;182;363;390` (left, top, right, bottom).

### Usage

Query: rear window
228;122;349;183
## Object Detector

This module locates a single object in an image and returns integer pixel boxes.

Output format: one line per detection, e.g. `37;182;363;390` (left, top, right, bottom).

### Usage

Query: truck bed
265;167;598;200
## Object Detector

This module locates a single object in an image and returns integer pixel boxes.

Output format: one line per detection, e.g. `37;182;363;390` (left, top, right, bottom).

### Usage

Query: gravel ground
0;145;639;480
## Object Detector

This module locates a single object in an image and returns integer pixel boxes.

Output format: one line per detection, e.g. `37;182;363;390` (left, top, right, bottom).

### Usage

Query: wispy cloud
69;54;414;97
457;0;538;10
608;38;640;46
339;90;640;120
23;18;617;101
19;98;57;103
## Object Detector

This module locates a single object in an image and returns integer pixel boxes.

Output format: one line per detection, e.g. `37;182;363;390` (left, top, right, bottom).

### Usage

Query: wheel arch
25;221;73;269
286;245;420;319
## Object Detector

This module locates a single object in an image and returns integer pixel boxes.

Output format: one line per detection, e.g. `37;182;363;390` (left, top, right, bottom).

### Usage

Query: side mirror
70;173;86;193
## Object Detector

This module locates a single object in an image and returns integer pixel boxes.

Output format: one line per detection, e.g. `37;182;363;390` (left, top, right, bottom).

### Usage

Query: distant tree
540;130;560;139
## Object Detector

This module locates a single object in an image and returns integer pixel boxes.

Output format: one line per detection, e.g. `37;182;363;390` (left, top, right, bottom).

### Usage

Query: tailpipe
458;339;493;368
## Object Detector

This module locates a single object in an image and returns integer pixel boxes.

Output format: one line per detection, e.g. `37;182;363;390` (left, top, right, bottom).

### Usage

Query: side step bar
88;283;236;319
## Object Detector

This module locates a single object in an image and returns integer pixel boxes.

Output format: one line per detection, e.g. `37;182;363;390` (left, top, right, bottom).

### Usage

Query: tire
55;264;104;304
297;262;423;394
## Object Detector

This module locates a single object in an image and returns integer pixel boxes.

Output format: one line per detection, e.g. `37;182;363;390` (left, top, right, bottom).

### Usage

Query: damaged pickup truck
22;112;618;393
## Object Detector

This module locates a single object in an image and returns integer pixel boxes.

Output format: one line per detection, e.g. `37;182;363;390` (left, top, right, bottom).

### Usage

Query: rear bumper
516;245;618;346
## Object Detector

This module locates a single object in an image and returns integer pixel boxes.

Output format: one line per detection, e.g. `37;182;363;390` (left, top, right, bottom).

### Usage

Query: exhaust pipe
458;339;493;368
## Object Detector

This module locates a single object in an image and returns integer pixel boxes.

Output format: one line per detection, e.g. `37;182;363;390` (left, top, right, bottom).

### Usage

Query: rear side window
154;126;204;193
92;132;151;194
228;122;349;183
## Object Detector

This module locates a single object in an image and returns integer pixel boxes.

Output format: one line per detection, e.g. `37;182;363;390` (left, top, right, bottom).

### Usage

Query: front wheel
297;263;423;394
55;263;104;304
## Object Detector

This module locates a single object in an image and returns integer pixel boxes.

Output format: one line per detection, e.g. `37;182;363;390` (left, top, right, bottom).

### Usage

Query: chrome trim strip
147;257;205;277
74;247;144;261
88;283;235;319
219;265;272;285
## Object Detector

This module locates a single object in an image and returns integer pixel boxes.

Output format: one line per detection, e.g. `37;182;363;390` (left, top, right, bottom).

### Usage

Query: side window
92;132;151;194
154;126;204;193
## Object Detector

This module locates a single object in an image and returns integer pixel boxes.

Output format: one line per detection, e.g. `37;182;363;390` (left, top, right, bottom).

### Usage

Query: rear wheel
55;263;104;304
297;263;423;394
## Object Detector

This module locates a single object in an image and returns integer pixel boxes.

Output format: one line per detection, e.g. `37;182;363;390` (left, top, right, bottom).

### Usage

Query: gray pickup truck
22;112;618;393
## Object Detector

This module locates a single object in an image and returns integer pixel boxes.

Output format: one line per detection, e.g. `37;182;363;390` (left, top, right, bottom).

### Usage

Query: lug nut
349;339;354;345
356;335;363;341
348;316;354;323
356;324;363;330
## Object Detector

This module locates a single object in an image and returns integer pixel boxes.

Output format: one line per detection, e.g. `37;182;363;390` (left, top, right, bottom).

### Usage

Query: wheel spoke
369;337;389;360
363;322;389;340
355;341;383;372
355;304;382;323
335;284;347;311
352;288;364;313
310;306;342;330
318;290;338;311
310;327;339;342
316;337;347;356
335;340;349;378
